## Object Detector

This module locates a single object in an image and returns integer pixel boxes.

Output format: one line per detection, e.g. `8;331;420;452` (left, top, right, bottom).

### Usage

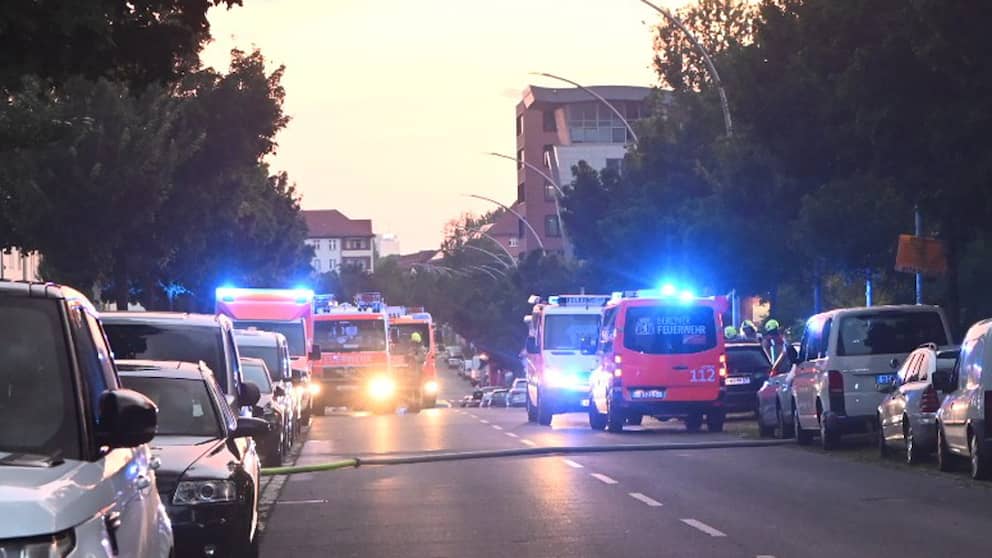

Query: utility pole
915;205;923;304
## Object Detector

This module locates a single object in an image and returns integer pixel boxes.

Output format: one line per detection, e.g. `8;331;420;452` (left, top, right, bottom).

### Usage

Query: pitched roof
302;210;373;238
396;250;440;269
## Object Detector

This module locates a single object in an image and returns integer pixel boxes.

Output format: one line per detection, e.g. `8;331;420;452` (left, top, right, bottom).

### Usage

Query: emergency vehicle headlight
308;383;321;395
423;380;439;395
368;376;397;401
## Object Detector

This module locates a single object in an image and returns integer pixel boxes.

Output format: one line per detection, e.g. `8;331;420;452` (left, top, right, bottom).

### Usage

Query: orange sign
895;234;947;276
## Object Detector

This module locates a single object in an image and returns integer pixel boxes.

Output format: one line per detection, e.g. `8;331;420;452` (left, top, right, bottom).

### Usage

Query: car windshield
623;305;717;355
544;314;600;350
0;297;79;460
314;319;386;352
238;344;285;381
233;320;306;356
240;361;273;393
120;376;222;437
837;312;949;356
727;347;771;371
104;323;228;393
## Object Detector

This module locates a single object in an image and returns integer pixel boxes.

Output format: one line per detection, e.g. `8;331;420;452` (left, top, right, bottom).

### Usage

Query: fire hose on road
260;439;792;476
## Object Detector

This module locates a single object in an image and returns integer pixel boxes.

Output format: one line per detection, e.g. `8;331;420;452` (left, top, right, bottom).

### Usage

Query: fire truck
389;310;439;408
215;287;319;423
311;293;423;413
524;294;611;426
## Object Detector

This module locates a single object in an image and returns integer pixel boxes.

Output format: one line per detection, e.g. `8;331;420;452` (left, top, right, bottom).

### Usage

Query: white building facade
302;210;376;274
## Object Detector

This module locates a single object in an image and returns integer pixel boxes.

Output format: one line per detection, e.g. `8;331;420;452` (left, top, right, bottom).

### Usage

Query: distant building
0;248;42;282
489;84;654;257
394;250;441;272
302;210;375;273
376;233;401;258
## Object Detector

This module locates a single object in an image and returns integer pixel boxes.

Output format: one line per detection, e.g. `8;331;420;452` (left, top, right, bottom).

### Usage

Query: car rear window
121;376;222;437
727;347;771;371
623;305;717;355
105;323;228;392
837;311;948;356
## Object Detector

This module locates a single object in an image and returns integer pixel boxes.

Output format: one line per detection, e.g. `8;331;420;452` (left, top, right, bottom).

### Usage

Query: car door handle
136;475;151;491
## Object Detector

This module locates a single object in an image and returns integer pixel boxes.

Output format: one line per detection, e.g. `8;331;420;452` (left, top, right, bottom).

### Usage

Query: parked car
937;319;992;479
460;391;483;408
0;281;172;557
792;305;953;449
104;312;258;412
236;329;299;442
448;356;465;370
757;346;800;438
723;342;773;415
479;386;501;407
878;345;959;464
490;389;509;408
507;385;528;407
118;359;268;557
241;357;292;466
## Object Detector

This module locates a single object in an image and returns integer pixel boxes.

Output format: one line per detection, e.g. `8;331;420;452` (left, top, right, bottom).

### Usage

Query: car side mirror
233;417;271;439
309;344;322;361
240;381;262;407
274;385;286;398
525;337;539;355
96;389;158;449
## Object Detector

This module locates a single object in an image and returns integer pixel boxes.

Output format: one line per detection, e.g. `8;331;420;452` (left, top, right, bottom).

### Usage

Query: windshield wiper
0;450;64;468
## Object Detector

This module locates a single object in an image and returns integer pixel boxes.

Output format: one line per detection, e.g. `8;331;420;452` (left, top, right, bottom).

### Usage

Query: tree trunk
943;220;962;337
113;258;129;311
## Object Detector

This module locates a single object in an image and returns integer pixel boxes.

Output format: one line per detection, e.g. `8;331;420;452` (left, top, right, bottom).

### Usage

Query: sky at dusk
202;0;688;252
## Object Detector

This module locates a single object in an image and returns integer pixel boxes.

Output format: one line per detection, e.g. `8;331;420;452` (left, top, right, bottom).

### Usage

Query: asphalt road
260;370;992;557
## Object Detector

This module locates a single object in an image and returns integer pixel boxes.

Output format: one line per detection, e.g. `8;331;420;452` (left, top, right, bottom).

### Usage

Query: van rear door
618;302;724;402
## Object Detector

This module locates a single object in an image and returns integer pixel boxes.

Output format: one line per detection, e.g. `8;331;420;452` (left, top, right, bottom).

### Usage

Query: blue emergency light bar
215;287;314;304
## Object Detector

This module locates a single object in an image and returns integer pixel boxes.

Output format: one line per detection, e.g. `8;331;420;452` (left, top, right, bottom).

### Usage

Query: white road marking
590;473;618;485
628;492;663;507
562;459;584;469
479;419;489;424
278;499;327;505
520;439;537;446
492;425;503;430
505;432;519;438
756;555;776;558
681;519;727;537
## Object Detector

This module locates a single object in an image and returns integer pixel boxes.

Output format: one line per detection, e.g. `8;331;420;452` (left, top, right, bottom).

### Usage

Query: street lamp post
639;0;734;138
463;244;514;269
465;193;545;251
464;224;519;264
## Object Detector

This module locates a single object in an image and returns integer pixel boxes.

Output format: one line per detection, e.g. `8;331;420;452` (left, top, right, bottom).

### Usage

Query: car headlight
368;376;397;401
423;380;439;395
173;480;236;505
0;530;74;558
308;383;321;395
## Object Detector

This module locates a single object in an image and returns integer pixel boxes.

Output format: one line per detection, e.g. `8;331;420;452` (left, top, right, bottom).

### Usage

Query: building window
544;181;557;201
517;182;525;204
566;101;641;144
518;219;525;239
542;144;554;168
346;238;368;251
329;239;337;251
516;114;524;136
329;259;337;270
509;237;519;248
544;215;561;237
312;258;322;271
543;110;557;132
517;148;525;170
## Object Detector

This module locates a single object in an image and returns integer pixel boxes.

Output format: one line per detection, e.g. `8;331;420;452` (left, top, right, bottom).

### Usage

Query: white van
792;305;953;449
936;318;992;479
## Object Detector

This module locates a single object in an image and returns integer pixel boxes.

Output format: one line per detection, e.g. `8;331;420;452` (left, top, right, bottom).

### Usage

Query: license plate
630;389;666;399
725;376;751;386
876;374;897;386
581;399;590;407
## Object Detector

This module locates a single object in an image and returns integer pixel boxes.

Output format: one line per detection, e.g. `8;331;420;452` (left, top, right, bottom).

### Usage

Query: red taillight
920;384;940;413
828;370;844;394
718;354;728;386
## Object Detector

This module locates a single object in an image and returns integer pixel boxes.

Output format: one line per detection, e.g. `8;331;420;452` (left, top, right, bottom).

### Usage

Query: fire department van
589;288;730;433
524;294;610;426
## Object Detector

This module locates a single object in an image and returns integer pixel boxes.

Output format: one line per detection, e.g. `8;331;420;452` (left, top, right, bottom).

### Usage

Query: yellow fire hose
260;439;791;476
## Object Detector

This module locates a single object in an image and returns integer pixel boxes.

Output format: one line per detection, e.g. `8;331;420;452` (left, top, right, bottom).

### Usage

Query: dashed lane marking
492;425;503;430
562;459;584;469
628;492;663;507
505;432;519;438
681;519;727;537
590;473;618;485
520;439;537;446
479;419;489;424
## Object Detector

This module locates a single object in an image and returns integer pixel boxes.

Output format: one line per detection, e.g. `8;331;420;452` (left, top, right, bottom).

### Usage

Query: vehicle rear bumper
614;390;724;417
166;503;246;557
723;389;759;413
822;412;874;434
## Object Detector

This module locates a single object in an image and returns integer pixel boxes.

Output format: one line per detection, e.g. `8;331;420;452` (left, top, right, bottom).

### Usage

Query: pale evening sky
202;0;688;252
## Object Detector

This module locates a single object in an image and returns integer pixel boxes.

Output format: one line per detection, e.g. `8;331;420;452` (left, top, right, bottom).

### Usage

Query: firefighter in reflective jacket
762;319;786;363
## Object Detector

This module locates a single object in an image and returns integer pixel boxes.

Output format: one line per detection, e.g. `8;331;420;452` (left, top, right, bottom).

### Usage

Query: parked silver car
877;345;959;464
757;346;799;438
937;319;992;479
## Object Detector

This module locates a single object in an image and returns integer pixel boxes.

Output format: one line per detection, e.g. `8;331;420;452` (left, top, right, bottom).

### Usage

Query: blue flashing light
215;286;315;303
548;296;560;305
678;290;695;302
660;284;678;297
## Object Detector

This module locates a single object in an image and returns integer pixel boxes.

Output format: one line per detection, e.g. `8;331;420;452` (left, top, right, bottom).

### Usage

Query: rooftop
302;209;374;238
522;85;654;110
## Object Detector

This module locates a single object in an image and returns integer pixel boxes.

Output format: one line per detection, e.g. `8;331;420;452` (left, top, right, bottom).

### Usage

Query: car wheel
937;424;956;472
758;406;774;437
819;414;839;450
684;413;703;433
589;405;607;430
794;406;813;446
706;410;725;433
537;390;553;426
626;414;643;426
605;396;625;433
775;405;793;439
877;415;889;458
970;431;990;480
904;419;924;465
526;393;538;423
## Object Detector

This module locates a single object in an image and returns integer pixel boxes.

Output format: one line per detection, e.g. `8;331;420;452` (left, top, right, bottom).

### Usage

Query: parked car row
0;280;312;558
